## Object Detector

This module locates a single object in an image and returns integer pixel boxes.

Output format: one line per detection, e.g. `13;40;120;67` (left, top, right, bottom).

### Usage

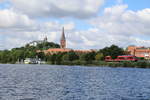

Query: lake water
0;64;150;100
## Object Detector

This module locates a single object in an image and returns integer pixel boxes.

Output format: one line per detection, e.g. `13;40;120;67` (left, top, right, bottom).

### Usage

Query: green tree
79;52;96;62
0;50;11;63
55;52;65;64
95;53;104;61
62;51;79;62
36;52;45;60
100;45;125;59
36;42;60;50
50;54;57;64
0;41;60;63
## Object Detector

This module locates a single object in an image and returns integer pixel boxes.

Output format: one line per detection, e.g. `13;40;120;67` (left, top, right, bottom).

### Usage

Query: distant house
28;41;42;46
28;37;48;46
127;45;150;59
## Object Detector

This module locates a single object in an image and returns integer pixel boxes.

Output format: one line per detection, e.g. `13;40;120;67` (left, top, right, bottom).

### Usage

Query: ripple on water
0;64;150;100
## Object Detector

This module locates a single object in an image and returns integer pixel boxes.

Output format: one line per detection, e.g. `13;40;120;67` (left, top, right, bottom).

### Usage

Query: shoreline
1;61;150;68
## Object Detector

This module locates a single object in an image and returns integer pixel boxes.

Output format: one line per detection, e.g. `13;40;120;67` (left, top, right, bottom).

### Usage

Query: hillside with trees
0;43;125;64
0;42;60;63
1;43;150;68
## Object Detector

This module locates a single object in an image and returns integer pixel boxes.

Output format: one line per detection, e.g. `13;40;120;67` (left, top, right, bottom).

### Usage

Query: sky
0;0;150;50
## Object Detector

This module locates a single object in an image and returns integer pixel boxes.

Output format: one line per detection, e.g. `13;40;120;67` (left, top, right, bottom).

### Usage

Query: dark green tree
62;51;79;62
79;52;96;62
100;45;125;59
36;52;45;60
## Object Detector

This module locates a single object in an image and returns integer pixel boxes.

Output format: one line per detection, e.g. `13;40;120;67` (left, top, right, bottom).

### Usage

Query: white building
28;37;48;46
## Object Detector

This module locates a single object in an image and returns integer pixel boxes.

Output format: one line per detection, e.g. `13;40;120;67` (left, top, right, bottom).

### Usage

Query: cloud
0;9;36;31
0;0;6;3
43;21;75;31
0;20;76;50
116;0;123;4
11;0;105;18
84;5;150;48
90;5;150;36
1;2;150;50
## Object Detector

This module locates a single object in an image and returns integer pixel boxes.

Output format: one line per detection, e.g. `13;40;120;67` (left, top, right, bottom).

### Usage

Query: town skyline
0;0;150;50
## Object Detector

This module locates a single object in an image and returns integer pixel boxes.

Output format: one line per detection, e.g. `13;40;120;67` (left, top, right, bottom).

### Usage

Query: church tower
60;27;66;49
43;36;48;42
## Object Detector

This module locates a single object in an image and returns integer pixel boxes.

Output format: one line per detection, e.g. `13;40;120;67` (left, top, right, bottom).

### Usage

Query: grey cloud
11;0;105;18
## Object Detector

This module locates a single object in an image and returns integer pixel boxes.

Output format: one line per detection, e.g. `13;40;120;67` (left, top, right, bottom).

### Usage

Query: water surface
0;64;150;100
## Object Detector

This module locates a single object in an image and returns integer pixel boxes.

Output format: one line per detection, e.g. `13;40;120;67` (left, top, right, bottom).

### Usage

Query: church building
41;27;95;55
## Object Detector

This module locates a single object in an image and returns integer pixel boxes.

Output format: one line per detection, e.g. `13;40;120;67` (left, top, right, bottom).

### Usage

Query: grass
46;60;150;68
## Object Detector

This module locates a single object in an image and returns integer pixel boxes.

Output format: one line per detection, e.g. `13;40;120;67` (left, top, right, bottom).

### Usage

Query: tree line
0;42;125;64
0;42;60;63
45;45;125;65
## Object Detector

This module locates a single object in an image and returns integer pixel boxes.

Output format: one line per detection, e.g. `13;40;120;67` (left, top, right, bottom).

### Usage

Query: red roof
46;48;71;52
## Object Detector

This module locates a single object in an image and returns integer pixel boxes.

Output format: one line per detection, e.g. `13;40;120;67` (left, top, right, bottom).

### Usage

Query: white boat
24;58;39;64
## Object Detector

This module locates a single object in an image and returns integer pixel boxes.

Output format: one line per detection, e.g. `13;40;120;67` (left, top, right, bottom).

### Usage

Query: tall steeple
44;36;47;42
60;27;66;48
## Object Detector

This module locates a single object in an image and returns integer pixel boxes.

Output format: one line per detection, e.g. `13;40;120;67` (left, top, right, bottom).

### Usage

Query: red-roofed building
127;46;150;59
43;48;71;54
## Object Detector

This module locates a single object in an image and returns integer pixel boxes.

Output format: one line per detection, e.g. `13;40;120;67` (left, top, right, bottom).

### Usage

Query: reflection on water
0;64;150;100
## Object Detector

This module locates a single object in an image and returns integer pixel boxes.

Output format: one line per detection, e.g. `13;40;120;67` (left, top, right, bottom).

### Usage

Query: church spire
60;27;66;48
61;27;65;40
44;36;47;42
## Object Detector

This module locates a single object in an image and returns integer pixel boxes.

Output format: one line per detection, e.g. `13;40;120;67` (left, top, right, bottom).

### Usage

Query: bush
107;62;117;67
121;61;135;67
138;57;145;60
136;61;148;68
